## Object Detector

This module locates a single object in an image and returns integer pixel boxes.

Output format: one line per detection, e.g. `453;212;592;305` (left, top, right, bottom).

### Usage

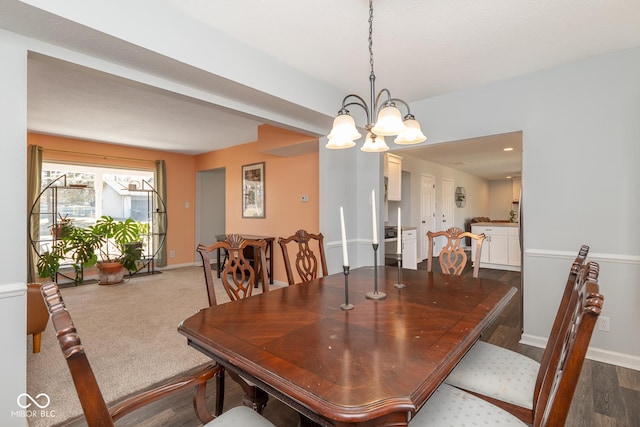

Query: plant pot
97;262;125;285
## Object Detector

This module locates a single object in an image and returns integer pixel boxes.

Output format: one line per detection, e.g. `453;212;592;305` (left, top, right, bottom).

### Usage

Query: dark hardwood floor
59;260;639;426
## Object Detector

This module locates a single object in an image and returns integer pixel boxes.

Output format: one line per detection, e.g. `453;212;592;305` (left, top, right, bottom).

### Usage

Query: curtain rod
42;147;157;164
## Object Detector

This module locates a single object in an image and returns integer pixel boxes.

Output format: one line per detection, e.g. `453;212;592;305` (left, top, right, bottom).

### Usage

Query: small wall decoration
455;187;466;208
242;162;265;218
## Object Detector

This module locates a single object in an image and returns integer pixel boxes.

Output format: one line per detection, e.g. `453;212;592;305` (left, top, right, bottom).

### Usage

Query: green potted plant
89;215;147;285
36;215;147;285
49;213;73;240
36;244;66;281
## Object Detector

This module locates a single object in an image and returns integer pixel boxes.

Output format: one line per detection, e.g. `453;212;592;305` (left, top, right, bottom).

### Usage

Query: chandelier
326;0;427;152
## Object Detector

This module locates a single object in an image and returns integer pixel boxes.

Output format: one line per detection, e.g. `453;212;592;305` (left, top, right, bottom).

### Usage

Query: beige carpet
26;266;280;427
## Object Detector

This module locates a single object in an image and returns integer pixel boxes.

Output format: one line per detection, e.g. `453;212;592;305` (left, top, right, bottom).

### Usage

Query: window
37;162;154;240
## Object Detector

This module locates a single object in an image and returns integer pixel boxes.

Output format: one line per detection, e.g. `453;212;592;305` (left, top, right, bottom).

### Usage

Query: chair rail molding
0;282;27;299
525;249;640;265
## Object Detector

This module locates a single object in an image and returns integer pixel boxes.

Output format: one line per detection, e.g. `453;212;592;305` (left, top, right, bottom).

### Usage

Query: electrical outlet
598;316;610;332
169;250;175;258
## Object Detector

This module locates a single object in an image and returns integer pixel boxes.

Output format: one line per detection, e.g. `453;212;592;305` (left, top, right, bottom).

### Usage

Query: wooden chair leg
228;371;269;413
32;332;42;353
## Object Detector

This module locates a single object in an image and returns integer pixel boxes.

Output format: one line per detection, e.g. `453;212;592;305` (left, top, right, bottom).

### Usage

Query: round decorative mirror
455;187;466;208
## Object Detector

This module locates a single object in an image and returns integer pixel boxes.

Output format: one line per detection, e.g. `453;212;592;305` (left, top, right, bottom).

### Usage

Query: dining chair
198;234;269;306
442;245;595;424
427;226;485;278
40;282;275;427
197;234;270;413
411;259;603;426
27;282;49;353
278;229;328;286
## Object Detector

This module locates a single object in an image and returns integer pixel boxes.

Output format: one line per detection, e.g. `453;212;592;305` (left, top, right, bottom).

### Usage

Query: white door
437;179;455;254
420;174;435;260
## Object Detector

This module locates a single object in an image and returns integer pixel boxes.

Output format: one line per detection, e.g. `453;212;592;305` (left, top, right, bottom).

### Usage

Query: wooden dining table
178;266;516;426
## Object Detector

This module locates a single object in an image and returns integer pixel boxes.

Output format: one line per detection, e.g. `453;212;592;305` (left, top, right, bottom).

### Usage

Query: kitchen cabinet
402;228;417;270
512;177;522;202
385;153;402;201
471;223;520;271
383;227;417;270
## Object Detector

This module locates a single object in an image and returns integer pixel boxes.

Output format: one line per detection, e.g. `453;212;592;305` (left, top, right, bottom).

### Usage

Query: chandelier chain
369;0;374;75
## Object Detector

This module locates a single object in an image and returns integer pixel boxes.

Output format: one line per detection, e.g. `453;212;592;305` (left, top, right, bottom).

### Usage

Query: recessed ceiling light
506;176;512;179
503;147;513;152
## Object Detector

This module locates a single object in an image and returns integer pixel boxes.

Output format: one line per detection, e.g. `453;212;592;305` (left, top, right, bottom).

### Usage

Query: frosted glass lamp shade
394;118;427;144
327;113;361;141
360;133;389;152
326;137;357;149
371;105;405;136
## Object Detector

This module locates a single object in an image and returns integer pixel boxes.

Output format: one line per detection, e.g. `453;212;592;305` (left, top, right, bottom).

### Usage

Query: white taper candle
397;207;402;254
371;189;378;244
340;206;349;267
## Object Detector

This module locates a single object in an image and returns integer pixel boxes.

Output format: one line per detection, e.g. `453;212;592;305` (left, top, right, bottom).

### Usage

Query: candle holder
366;243;386;300
394;253;405;288
340;265;354;310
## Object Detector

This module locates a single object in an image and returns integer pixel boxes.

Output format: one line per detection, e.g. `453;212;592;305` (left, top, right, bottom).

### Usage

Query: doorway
195;168;225;260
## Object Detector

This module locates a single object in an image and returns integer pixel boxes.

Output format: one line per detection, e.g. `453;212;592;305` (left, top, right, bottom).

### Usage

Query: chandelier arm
341;95;372;125
389;98;414;117
374;88;393;114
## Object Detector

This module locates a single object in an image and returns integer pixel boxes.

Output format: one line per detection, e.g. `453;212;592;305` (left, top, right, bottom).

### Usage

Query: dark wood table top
179;266;516;426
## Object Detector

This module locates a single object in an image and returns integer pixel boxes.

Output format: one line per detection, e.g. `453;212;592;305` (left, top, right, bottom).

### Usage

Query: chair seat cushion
206;406;275;426
444;340;539;409
411;383;526;426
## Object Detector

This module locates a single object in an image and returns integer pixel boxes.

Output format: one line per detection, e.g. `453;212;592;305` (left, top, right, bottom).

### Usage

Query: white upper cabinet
385;153;402;201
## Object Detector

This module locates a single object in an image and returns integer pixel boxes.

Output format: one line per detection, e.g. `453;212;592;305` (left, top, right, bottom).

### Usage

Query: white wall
0;29;28;426
489;179;516;220
407;47;640;369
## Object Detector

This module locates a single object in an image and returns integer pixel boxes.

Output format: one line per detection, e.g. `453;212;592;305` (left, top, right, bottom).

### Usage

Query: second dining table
179;266;516;426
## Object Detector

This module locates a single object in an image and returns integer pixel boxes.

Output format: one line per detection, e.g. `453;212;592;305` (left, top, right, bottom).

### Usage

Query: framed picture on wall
242;162;265;218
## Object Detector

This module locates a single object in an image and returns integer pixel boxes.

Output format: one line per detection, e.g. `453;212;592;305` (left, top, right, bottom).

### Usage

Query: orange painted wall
28;127;319;284
28;133;197;267
194;126;319;284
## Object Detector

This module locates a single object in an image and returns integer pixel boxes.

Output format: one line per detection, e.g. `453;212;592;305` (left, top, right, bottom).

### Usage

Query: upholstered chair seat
206;406;274;426
410;383;526;426
444;340;539;409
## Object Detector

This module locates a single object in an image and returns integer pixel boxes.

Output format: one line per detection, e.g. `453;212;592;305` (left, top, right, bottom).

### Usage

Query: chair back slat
534;261;603;426
533;245;589;399
278;230;328;286
40;282;114;427
427;227;485;278
198;234;269;303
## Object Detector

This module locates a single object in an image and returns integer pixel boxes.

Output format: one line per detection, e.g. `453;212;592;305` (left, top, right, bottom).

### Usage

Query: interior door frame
435;178;455;254
420;174;435;261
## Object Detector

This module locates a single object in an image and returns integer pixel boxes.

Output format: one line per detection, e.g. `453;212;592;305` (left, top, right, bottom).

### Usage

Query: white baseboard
521;334;640;371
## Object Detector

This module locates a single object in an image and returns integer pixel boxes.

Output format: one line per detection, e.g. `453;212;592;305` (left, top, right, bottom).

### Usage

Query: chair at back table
278;229;328;286
427;226;485;278
197;234;270;413
40;282;274;427
198;234;269;306
412;259;603;426
443;245;593;423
